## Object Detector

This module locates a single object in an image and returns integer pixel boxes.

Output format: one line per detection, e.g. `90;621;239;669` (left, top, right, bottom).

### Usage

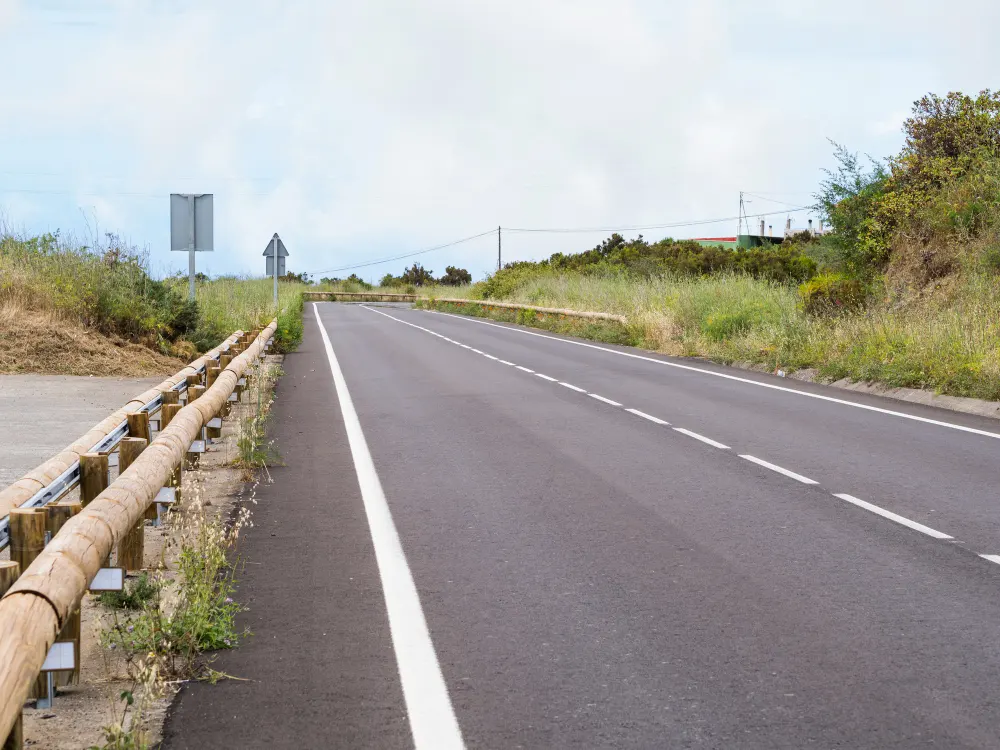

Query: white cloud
0;0;997;279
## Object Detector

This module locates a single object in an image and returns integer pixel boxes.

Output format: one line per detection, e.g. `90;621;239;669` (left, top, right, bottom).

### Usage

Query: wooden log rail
303;291;418;302
424;297;628;324
0;332;244;523
0;321;277;741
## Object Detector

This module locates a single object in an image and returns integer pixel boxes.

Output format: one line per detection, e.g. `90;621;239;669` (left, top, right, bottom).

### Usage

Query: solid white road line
559;382;587;392
498;359;516;366
740;454;817;484
425;310;1000;442
980;554;1000;565
483;354;498;360
313;304;465;750
673;428;730;450
589;393;623;407
625;408;669;425
833;493;954;540
470;348;484;354
515;365;535;373
536;373;559;382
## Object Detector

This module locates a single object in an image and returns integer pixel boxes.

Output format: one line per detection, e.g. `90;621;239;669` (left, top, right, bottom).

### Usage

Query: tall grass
186;277;305;353
472;271;1000;401
0;233;197;350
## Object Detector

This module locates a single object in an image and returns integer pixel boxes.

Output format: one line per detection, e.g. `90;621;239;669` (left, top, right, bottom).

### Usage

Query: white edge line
559;382;587;392
834;493;953;540
588;393;622;407
740;454;817;484
313;304;465;749
515;365;535;373
426;310;1000;441
673;427;729;450
625;408;669;425
535;373;559;382
497;359;516;366
979;554;1000;565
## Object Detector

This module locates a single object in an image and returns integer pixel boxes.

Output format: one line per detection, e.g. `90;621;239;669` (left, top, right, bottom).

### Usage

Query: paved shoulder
162;309;410;749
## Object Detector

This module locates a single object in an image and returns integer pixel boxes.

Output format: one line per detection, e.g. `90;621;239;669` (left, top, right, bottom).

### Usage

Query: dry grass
0;303;185;376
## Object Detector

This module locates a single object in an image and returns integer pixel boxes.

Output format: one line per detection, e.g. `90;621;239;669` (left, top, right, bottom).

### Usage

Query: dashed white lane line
313;305;466;749
425;309;1000;442
354;305;1000;564
674;428;730;450
626;408;670;425
833;493;953;540
589;393;623;407
740;454;817;484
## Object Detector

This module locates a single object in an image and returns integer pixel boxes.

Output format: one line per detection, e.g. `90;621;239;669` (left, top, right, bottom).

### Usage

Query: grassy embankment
0;233;304;374
418;92;1000;402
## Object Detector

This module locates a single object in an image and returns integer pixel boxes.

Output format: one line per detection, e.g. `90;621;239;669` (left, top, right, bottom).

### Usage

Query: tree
280;271;312;284
400;262;434;286
379;272;402;287
438;265;472;285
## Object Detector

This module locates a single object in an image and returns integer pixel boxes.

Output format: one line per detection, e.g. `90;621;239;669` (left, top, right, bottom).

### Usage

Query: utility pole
497;225;502;272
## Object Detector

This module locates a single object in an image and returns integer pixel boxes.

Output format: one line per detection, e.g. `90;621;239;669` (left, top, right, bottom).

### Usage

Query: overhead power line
503;206;813;234
306;228;498;276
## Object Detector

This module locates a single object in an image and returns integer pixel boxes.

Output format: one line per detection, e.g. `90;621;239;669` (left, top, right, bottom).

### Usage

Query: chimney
786;217;792;232
768;224;773;237
808;219;814;233
759;220;765;237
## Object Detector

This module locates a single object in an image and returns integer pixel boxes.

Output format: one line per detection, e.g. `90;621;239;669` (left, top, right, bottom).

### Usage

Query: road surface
165;302;1000;749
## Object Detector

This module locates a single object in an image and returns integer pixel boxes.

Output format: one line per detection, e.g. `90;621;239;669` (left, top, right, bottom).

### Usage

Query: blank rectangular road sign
170;194;214;252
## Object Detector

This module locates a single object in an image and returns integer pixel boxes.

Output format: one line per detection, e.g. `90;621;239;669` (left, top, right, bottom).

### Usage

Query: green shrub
98;573;160;610
798;273;867;316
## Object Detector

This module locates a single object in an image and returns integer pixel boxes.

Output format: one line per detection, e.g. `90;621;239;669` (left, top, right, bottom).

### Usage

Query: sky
0;0;997;282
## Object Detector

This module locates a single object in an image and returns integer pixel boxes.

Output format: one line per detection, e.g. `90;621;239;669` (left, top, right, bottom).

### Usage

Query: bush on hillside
818;90;1000;280
798;273;867;316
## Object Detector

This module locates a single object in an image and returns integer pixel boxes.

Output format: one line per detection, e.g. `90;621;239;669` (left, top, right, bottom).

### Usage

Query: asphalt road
165;302;1000;749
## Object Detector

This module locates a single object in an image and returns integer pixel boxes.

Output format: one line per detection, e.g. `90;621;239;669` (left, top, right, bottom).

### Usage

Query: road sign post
263;233;288;310
170;194;214;300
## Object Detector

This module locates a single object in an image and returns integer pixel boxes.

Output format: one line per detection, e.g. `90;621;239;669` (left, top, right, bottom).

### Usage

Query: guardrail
0;333;242;550
421;297;628;323
303;291;418;302
0;322;277;745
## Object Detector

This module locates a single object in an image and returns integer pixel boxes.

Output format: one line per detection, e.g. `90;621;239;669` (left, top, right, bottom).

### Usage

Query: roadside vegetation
420;90;1000;401
0;232;304;374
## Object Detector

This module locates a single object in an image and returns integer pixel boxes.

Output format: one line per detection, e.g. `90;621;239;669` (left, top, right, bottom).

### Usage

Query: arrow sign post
263;233;289;308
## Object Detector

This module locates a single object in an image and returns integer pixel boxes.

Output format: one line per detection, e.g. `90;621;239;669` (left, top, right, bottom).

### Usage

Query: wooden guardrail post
79;453;109;507
161;389;179;406
117;438;148;571
47;503;82;688
161;403;184;507
9;508;47;701
185;385;206;468
126;412;151;443
0;560;21;750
